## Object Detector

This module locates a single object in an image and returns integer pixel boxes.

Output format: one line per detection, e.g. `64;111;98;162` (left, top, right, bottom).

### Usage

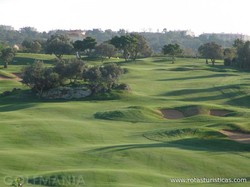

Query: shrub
83;63;123;93
22;61;61;97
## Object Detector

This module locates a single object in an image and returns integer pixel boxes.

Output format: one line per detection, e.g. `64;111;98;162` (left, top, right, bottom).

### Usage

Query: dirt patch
220;130;250;144
0;73;21;81
160;109;185;119
210;109;231;117
0;75;9;80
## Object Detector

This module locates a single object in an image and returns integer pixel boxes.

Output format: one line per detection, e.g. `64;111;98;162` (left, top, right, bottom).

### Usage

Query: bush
114;83;131;91
54;59;85;83
83;63;123;93
22;61;61;97
22;60;126;98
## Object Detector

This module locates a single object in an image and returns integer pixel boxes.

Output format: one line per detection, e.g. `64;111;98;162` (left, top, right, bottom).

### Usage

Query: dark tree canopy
95;43;116;61
22;61;60;97
198;42;223;65
236;41;250;69
129;33;152;60
45;34;73;59
162;43;183;63
67;59;85;82
110;34;151;61
110;35;134;61
73;36;97;57
223;47;236;66
22;40;42;53
83;63;123;93
22;59;125;97
0;47;16;68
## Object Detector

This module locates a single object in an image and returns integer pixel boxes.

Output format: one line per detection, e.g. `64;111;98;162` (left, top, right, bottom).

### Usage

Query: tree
30;41;42;53
83;63;123;93
73;40;84;58
54;59;86;83
224;48;236;66
21;39;32;50
22;40;41;53
162;43;182;63
22;61;60;97
233;38;244;49
65;59;85;82
73;37;97;57
20;26;38;38
0;47;15;68
82;66;102;93
82;36;97;55
95;43;116;61
129;33;152;60
110;35;137;61
45;34;73;59
198;43;209;64
236;41;250;69
100;63;124;90
198;42;223;65
0;42;5;51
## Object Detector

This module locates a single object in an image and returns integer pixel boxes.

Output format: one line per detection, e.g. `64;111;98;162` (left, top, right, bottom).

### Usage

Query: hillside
0;55;250;186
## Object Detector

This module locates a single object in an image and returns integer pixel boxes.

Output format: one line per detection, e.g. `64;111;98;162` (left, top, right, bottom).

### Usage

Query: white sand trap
161;109;185;119
220;130;250;144
210;109;230;117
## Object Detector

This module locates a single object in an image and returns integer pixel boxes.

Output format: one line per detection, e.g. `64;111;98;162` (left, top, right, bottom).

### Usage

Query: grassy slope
0;55;250;186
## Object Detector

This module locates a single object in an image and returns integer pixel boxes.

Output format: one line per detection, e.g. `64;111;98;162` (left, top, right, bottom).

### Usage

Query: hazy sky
0;0;250;35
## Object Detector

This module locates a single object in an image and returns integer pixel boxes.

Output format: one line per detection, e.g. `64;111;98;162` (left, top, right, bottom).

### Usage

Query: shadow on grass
13;57;54;65
0;103;36;112
161;84;243;97
158;73;238;81
90;138;250;153
153;58;172;63
159;84;247;103
0;89;123;108
0;90;39;112
227;95;250;108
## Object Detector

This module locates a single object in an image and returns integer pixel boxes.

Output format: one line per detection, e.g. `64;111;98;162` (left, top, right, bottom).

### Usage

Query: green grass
0;54;250;186
94;106;163;123
0;70;16;78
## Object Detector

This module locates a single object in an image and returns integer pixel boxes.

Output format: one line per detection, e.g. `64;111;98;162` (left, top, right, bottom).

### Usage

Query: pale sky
0;0;250;35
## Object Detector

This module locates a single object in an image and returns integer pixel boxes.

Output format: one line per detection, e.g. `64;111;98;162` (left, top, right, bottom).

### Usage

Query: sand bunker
220;130;250;144
210;109;231;117
161;108;232;119
160;109;185;119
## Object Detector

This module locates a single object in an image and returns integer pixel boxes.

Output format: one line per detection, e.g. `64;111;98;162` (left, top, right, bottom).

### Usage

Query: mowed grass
0;55;250;186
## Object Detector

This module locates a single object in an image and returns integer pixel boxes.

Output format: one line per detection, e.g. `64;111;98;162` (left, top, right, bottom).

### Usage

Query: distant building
184;30;195;37
13;44;20;51
66;30;86;41
171;30;195;37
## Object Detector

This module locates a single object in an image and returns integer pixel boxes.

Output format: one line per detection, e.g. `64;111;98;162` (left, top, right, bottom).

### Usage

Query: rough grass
94;106;163;122
143;127;227;142
0;55;250;187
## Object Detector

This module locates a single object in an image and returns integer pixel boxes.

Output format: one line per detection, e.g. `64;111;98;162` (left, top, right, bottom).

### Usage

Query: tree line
22;60;124;97
198;39;250;70
44;33;152;61
0;25;240;55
